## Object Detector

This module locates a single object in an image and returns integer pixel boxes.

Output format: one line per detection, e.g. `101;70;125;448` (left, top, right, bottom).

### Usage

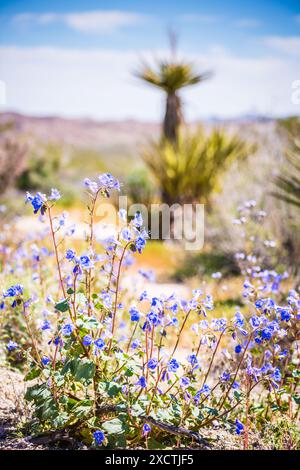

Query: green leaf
98;381;123;398
130;403;145;417
292;394;300;405
76;293;88;306
36;397;58;422
52;412;69;428
67;288;74;295
61;357;95;383
74;359;95;382
234;390;242;400
102;418;125;435
73;400;93;419
53;371;65;387
76;315;101;330
24;368;42;381
25;383;52;402
55;299;70;313
205;407;218;416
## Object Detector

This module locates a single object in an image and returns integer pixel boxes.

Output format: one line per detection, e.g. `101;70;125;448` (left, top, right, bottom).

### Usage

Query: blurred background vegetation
0;42;300;284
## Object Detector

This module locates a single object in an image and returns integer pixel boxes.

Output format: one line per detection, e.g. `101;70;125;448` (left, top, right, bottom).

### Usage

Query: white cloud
13;10;146;34
264;36;300;56
234;18;261;28
0;46;299;120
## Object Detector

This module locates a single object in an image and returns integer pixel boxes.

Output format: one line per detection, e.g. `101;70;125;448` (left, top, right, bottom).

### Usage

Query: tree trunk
163;92;181;144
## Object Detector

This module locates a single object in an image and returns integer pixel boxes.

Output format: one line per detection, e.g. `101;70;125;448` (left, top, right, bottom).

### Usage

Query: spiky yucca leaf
136;60;210;93
143;129;256;205
273;140;300;209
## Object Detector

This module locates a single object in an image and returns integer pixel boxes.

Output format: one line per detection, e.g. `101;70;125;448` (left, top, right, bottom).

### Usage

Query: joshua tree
136;36;211;144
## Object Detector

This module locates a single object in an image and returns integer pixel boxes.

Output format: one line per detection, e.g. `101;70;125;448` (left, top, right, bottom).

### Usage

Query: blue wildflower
234;311;244;327
138;269;155;282
83;335;93;346
41;319;51;331
131;339;140;349
243;280;252;289
255;299;264;309
235;419;244;435
26;192;46;214
147;311;159;326
180;376;190;388
168;358;180;373
84;178;98;193
147;358;158;370
101;292;113;309
80;255;93;269
272;367;281;382
151;297;163;311
139;290;149;301
7;340;18;351
132;212;143;227
169;303;178;314
73;264;82;275
261;328;272;341
194;385;211;403
137;376;147;388
98;173;120;191
66;249;76;261
250;315;260;328
121;227;131;242
135;235;146;254
235;344;242;354
94;338;105;350
3;284;23;298
220;371;231;382
49;188;61;201
61;323;73;336
93;430;105;446
129;307;140;322
41;356;50;366
200;384;211;395
278;308;291;322
142;423;151;436
187;354;198;366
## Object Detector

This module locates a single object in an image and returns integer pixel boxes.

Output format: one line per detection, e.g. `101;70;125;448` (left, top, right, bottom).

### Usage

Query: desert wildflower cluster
0;174;299;449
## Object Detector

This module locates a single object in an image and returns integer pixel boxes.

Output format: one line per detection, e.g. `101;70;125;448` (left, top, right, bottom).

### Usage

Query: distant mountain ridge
0;111;276;149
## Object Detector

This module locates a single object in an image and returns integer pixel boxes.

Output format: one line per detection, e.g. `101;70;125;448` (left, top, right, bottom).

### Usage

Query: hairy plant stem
107;242;130;355
201;328;227;390
169;309;192;359
47;205;66;299
126;321;139;353
218;331;254;411
23;302;41;363
86;189;100;315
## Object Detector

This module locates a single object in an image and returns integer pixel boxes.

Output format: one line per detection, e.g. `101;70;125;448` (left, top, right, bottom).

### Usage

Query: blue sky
0;0;299;120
